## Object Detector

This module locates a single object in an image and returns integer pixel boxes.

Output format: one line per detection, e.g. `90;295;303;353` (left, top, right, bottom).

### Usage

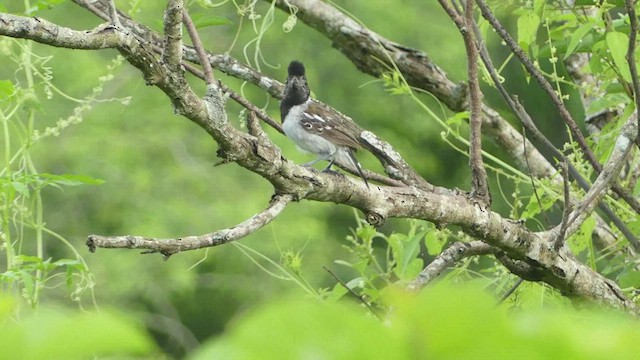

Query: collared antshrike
279;60;369;188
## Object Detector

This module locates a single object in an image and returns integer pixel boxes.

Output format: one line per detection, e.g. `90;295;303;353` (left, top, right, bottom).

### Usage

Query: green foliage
192;284;640;360
0;295;157;360
0;36;119;306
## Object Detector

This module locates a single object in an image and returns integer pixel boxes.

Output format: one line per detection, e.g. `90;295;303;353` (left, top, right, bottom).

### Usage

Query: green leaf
567;215;596;256
191;13;232;28
425;231;444;256
606;31;632;82
386;233;404;258
517;12;540;51
325;282;349;302
564;22;595;59
446;111;469;126
403;258;424;279
586;93;629;115
618;270;640;288
399;229;426;278
10;181;29;195
19;270;35;299
522;190;557;218
0;80;15;99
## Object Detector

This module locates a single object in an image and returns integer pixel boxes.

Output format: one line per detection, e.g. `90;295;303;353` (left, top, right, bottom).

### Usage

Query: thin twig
464;0;490;206
470;10;639;249
323;266;381;319
475;0;595;169
498;278;524;304
157;44;283;133
439;0;491;207
182;10;215;84
555;159;571;250
563;115;638;239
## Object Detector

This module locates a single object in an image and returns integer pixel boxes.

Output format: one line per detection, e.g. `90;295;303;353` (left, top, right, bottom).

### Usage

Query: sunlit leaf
606;31;632;82
517;12;540;52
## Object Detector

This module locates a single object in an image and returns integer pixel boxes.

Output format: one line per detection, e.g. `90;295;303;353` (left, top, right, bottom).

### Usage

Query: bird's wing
302;101;363;150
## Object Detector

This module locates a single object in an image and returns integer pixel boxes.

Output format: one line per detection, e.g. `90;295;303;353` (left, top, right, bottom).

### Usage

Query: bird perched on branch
279;60;369;188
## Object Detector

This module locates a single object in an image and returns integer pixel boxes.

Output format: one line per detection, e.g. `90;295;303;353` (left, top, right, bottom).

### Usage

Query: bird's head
282;60;310;106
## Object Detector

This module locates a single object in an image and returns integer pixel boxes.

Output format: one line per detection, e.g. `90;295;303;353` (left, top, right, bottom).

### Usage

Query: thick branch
87;194;294;256
0;12;122;49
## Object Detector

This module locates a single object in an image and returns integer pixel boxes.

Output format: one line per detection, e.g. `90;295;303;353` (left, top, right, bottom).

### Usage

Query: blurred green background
0;0;581;357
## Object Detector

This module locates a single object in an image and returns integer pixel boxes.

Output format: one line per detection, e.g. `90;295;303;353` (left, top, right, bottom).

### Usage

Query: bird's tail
337;148;370;189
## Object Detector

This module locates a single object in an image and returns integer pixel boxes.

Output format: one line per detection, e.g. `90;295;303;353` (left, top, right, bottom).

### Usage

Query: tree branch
0;12;122;49
87;194;294;257
161;0;183;68
438;0;491;207
106;0;121;27
562;114;638;239
182;9;215;84
554;160;572;250
407;241;494;291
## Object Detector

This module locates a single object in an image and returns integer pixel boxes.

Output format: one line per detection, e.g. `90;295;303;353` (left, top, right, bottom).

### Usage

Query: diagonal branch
562;114;638;239
476;0;640;215
554;159;572;250
407;241;495;291
87;194;295;257
182;9;215;84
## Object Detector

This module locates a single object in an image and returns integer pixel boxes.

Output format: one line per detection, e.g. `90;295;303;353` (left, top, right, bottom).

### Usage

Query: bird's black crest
288;60;305;76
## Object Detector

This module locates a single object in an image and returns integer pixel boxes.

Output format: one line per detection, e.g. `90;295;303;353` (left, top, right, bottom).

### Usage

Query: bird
279;60;369;189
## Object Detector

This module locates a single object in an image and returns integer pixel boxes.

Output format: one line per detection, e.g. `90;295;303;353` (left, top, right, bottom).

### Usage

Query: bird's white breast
283;100;337;159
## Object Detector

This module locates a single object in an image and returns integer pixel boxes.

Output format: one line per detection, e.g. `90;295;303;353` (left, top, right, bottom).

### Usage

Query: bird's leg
302;158;322;167
322;159;335;172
